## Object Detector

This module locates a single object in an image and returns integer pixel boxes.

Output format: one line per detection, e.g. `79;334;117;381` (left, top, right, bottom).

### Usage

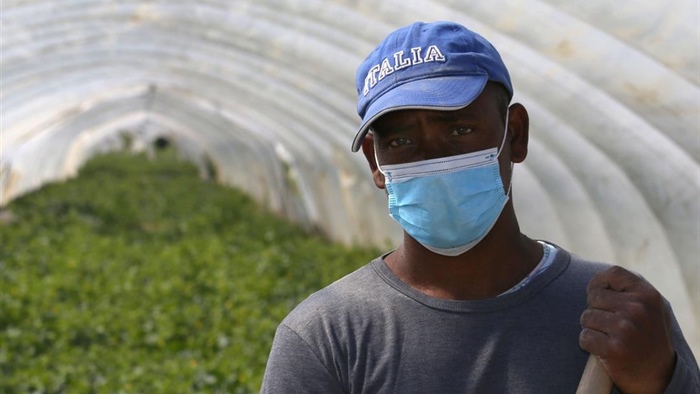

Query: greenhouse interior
3;0;699;389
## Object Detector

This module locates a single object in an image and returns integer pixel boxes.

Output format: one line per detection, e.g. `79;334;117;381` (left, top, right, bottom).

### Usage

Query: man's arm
261;323;346;394
655;298;699;394
580;265;700;394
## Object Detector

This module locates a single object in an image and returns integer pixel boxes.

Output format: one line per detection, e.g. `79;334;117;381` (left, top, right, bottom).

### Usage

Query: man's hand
579;266;676;394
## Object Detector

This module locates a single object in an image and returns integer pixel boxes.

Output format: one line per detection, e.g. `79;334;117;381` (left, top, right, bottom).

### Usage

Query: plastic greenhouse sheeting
2;0;699;359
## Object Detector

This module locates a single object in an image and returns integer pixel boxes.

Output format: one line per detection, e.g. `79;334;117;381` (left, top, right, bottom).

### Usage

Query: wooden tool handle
576;354;613;394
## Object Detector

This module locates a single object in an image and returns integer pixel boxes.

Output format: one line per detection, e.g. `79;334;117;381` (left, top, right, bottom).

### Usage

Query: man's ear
507;103;529;164
361;133;386;189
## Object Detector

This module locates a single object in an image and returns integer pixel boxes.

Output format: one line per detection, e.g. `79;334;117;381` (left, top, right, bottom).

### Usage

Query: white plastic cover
2;0;698;358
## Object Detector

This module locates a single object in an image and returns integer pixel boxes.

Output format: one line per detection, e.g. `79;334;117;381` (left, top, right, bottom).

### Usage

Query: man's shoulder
548;244;614;291
281;258;386;331
563;248;613;275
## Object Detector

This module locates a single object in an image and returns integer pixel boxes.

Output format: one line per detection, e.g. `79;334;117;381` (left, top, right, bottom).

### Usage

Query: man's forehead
374;107;472;126
371;85;500;132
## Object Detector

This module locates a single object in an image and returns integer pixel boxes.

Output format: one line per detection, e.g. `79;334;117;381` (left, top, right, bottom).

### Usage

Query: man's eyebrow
429;110;472;122
373;122;415;136
373;108;476;136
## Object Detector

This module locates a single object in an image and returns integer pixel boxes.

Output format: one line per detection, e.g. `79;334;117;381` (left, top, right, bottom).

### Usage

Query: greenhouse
3;0;699;388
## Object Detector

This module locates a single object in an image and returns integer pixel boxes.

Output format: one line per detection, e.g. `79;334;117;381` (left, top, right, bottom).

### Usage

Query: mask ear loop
498;109;514;197
506;163;514;197
496;108;510;158
371;132;392;197
372;132;388;177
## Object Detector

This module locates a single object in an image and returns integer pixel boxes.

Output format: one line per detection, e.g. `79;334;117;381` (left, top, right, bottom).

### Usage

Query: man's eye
389;138;412;147
450;127;474;136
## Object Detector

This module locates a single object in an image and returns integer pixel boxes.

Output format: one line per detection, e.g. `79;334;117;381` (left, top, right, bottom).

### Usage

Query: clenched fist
579;265;676;394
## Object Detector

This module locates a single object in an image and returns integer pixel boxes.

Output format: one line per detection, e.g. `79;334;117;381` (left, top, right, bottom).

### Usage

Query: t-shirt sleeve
260;323;346;394
663;351;700;394
662;300;700;394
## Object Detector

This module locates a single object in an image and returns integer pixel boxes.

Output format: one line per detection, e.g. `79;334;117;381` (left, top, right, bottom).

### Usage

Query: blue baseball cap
352;21;513;152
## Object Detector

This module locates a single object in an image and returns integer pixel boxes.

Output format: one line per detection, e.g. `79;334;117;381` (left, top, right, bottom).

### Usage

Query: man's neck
384;214;543;300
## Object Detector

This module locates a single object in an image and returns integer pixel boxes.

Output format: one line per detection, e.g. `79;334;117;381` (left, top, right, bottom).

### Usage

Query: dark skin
361;83;676;393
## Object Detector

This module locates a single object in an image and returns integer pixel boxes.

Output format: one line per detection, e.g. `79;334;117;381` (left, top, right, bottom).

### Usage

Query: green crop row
0;149;380;393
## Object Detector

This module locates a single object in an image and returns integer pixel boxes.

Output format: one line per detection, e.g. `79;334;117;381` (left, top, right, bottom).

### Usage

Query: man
261;21;699;393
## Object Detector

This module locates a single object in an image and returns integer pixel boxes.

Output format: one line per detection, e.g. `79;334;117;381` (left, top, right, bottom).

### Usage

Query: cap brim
351;74;488;152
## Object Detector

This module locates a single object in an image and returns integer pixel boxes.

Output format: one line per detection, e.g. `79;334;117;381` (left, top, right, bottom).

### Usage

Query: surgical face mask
376;112;512;256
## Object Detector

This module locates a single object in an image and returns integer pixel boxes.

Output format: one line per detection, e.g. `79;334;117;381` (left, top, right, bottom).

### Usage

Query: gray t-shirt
261;247;700;393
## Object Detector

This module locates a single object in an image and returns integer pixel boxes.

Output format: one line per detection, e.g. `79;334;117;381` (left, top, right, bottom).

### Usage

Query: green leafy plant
0;149;379;393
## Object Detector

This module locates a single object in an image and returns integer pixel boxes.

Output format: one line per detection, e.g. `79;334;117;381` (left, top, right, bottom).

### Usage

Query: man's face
370;83;508;167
